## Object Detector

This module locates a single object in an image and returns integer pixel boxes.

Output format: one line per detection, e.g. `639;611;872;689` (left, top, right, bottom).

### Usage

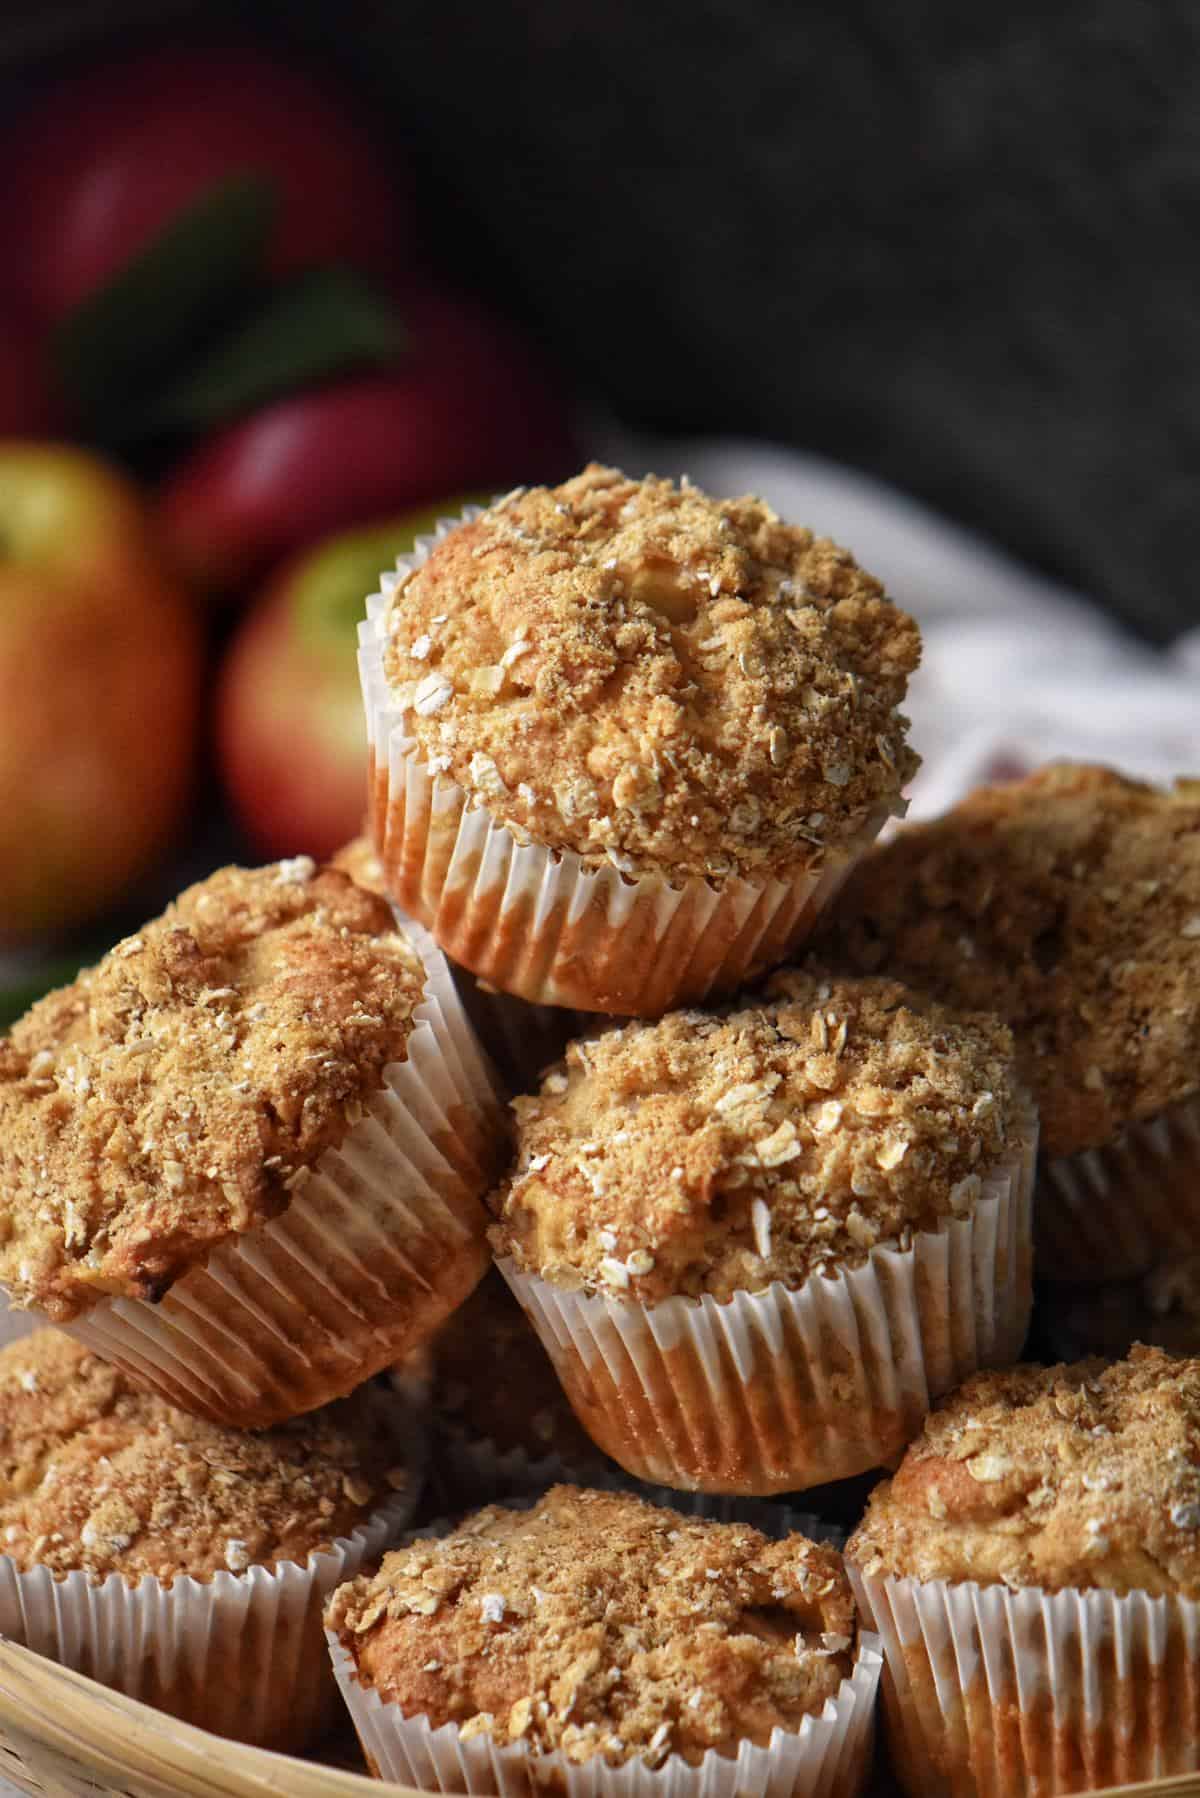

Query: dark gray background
5;0;1198;643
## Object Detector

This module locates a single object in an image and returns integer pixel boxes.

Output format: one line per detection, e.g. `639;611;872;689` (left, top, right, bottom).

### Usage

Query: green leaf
120;268;408;443
53;172;277;431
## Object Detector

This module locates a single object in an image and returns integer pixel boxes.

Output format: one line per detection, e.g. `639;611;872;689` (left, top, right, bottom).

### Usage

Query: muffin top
432;1271;606;1471
0;861;426;1321
488;966;1025;1304
327;1485;854;1768
821;764;1200;1156
0;1330;414;1583
381;464;920;885
847;1345;1200;1598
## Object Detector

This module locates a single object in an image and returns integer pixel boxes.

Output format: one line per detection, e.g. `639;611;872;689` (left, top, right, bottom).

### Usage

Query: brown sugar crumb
382;464;920;885
847;1345;1200;1598
820;764;1200;1156
0;862;426;1321
488;966;1024;1304
431;1270;605;1470
327;1485;854;1767
0;1331;414;1583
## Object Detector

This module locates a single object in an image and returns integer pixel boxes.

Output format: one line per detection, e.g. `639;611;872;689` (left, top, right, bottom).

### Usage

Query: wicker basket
0;1639;1194;1798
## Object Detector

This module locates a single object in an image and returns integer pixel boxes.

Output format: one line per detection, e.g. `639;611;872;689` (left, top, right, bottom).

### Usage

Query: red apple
0;445;203;942
0;307;62;436
2;45;414;324
157;283;579;593
217;507;455;859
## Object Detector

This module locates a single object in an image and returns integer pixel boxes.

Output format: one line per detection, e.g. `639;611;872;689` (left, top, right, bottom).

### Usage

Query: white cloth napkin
602;431;1200;813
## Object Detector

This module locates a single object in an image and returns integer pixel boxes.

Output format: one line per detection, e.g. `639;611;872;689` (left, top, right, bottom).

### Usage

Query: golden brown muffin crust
821;764;1200;1156
0;1331;414;1583
432;1271;605;1469
847;1345;1200;1598
381;464;920;885
488;966;1025;1303
0;861;426;1320
328;1485;854;1767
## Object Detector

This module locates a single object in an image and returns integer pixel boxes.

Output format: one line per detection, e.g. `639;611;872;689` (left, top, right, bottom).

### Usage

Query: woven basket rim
0;1635;1196;1798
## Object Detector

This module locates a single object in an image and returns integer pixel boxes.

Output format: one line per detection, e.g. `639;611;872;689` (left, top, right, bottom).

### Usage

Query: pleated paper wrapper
495;1102;1037;1495
0;1481;420;1756
359;507;896;1017
849;1565;1200;1797
328;1501;879;1798
1036;1094;1200;1283
59;922;504;1429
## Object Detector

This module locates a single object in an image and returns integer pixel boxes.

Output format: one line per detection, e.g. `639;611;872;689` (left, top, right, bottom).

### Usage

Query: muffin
0;1329;422;1751
359;464;921;1015
1038;1255;1200;1362
333;834;596;1092
489;966;1036;1493
428;1270;613;1502
326;1484;881;1796
846;1346;1200;1796
0;860;504;1426
820;763;1200;1281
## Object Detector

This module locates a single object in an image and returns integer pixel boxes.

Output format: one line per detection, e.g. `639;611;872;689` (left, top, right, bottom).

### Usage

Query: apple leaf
119;268;409;442
53;173;277;432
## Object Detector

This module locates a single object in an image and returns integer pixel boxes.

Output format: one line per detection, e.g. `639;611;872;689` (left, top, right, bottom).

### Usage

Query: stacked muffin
4;461;1197;1797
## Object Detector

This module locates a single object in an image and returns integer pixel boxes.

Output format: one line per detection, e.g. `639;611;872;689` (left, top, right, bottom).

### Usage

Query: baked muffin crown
488;965;1025;1304
0;860;426;1319
0;1330;413;1583
822;762;1200;1156
847;1344;1200;1598
382;464;920;886
327;1485;853;1767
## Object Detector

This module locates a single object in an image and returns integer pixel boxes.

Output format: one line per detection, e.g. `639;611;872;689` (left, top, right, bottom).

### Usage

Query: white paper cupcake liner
329;1500;879;1797
60;927;505;1429
0;1485;418;1755
359;508;896;1016
1036;1093;1200;1283
496;1103;1036;1495
432;1429;614;1507
849;1565;1200;1796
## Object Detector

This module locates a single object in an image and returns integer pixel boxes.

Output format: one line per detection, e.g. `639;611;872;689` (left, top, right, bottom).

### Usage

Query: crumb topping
488;966;1023;1303
820;764;1200;1156
0;1331;414;1583
847;1345;1200;1598
381;464;920;885
328;1485;854;1767
0;862;426;1320
432;1271;605;1470
332;835;387;894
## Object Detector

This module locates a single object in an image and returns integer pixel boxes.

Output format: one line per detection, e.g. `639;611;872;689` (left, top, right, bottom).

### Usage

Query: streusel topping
820;764;1200;1156
432;1271;605;1470
0;862;426;1320
488;967;1025;1304
381;464;920;884
0;1331;414;1583
847;1345;1200;1597
327;1485;854;1767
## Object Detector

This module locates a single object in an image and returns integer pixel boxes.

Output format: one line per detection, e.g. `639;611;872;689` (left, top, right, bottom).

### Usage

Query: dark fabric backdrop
6;0;1198;642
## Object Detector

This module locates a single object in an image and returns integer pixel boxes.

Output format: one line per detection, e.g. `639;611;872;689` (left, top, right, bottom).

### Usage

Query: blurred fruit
0;308;61;436
157;283;579;593
0;445;202;941
3;45;413;325
217;507;455;859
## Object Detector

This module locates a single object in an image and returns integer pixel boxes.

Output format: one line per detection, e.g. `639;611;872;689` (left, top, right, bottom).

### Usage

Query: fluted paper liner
359;507;896;1016
328;1502;879;1797
61;925;504;1429
0;1484;418;1756
497;1105;1036;1494
849;1565;1200;1797
1036;1094;1200;1284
